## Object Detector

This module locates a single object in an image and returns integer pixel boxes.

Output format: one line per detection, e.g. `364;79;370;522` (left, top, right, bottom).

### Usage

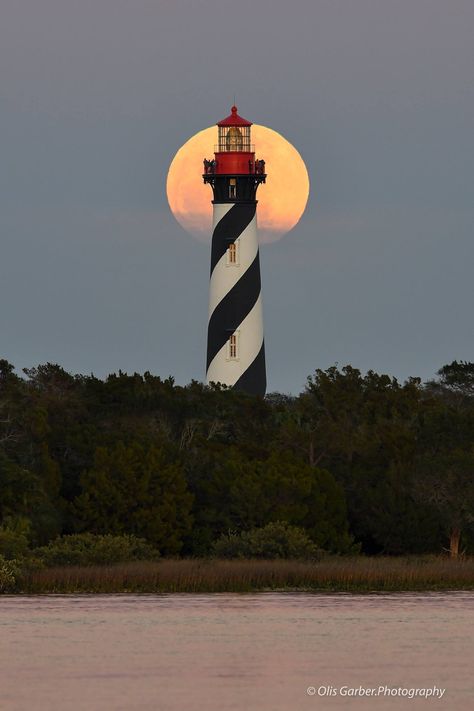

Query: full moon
166;125;310;244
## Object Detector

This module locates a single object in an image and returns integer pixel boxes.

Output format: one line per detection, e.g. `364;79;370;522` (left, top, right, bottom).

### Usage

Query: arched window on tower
227;242;237;265
228;333;239;360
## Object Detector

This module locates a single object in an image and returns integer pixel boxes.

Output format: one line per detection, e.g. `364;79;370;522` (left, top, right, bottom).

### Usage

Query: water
0;592;473;710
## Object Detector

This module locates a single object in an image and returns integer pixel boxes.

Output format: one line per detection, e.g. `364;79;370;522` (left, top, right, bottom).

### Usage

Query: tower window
229;178;237;199
228;333;238;360
227;242;237;265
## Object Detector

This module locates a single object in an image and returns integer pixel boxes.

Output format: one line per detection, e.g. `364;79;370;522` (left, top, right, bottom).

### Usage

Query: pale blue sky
1;0;473;392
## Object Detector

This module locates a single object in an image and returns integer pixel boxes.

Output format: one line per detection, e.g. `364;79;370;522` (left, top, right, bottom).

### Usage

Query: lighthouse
203;106;266;396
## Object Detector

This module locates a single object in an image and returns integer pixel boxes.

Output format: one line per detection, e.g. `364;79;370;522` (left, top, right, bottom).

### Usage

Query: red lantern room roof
217;105;252;127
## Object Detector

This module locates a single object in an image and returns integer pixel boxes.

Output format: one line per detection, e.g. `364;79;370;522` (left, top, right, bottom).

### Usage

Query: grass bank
17;556;474;594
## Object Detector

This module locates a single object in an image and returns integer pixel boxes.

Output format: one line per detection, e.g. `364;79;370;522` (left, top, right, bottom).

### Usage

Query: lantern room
203;105;266;200
217;106;252;152
211;105;261;176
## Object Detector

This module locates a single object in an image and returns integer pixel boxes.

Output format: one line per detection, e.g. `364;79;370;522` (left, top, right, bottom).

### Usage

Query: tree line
1;359;473;558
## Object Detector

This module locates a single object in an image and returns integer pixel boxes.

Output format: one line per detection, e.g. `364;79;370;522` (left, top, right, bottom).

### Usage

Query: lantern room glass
218;125;251;152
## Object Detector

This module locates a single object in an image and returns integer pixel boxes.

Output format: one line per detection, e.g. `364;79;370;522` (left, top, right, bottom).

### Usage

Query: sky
1;0;473;394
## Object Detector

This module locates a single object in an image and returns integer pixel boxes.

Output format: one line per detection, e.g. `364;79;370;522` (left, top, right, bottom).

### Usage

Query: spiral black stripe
210;203;256;275
206;253;261;370
233;341;266;396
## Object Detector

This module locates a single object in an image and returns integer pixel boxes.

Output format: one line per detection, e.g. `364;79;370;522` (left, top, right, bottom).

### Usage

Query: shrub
34;533;160;567
0;555;19;592
0;527;30;560
212;521;324;560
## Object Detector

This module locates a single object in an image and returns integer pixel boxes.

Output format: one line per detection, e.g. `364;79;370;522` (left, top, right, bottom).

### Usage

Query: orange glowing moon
166;124;310;244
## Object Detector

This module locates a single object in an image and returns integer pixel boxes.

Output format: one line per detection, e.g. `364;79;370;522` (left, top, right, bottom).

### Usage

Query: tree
434;361;474;397
412;382;474;556
74;442;193;554
0;453;60;545
282;366;425;553
184;446;354;554
412;449;474;557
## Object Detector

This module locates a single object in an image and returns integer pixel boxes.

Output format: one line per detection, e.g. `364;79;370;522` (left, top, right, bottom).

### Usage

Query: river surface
0;592;473;710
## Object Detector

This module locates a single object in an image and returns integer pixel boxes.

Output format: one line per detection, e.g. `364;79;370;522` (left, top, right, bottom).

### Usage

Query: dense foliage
1;359;473;558
212;521;324;560
35;533;160;567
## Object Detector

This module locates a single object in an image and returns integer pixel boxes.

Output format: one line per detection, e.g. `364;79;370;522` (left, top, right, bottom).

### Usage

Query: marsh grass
18;556;474;594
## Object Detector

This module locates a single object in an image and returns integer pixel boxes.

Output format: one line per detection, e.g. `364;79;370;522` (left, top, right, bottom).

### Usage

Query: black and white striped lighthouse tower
203;106;266;396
